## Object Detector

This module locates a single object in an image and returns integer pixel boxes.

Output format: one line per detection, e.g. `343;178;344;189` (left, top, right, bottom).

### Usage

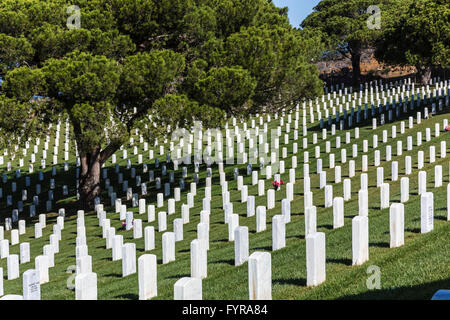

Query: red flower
272;180;284;188
272;180;284;185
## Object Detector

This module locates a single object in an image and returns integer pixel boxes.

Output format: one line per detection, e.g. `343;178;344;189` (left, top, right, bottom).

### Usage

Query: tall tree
301;0;393;87
375;0;449;85
0;0;323;209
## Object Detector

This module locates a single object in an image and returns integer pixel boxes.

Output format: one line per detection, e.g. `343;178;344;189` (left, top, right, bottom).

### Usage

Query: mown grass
0;99;449;300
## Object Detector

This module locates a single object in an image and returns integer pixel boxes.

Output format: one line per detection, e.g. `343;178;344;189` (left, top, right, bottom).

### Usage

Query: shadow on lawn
337;277;450;300
369;241;390;248
115;293;139;300
104;273;122;278
327;258;352;266
211;259;234;266
318;224;333;230
273;277;306;287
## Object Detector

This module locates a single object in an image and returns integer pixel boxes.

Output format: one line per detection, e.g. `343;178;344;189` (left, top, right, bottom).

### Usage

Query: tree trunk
79;148;102;210
417;66;432;85
351;49;362;88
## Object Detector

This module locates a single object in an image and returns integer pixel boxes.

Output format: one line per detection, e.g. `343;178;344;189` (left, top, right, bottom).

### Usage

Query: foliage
375;0;450;71
0;0;322;158
301;0;395;85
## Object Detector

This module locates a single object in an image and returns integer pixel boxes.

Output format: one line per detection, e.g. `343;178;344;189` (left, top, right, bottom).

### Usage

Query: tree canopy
301;0;395;86
0;0;323;207
374;0;450;84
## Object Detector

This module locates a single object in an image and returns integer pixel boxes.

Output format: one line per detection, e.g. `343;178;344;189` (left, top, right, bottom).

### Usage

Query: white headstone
20;242;30;264
190;239;207;279
248;252;272;300
256;206;266;232
35;255;49;284
267;189;275;209
390;203;404;248
22;269;40;300
380;183;390;209
234;226;249;266
401;177;409;203
447;183;450;221
112;235;123;261
174;277;202;300
306;232;326;287
138;254;157;300
333;197;344;229
157;211;167;232
122;243;137;277
35;223;42;239
418;171;427;195
358;189;369;216
420;192;434;233
144;226;155;251
281;199;291;223
162;232;175;264
228;214;239;241
322;183;332;207
76;255;92;275
352;216;369;266
272;215;285;251
7;254;19;280
75;273;97;300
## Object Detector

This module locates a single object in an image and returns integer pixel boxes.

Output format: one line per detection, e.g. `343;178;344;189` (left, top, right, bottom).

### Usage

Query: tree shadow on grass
337;278;450;300
104;273;122;278
405;228;421;233
287;234;304;240
211;259;234;266
115;293;139;300
212;239;228;243
273;277;306;287
370;242;390;248
166;274;190;279
318;224;333;230
327;258;352;266
251;246;272;251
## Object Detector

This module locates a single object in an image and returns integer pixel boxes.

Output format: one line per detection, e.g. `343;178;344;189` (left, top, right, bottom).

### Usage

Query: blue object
431;290;450;300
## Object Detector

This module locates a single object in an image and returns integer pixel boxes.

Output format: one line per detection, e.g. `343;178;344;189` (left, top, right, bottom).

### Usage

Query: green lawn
1;100;450;300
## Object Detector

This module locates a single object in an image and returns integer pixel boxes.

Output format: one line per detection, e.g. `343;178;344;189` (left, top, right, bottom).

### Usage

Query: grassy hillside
0;103;449;300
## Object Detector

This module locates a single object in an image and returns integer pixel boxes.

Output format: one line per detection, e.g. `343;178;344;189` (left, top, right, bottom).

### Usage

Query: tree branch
100;141;121;164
